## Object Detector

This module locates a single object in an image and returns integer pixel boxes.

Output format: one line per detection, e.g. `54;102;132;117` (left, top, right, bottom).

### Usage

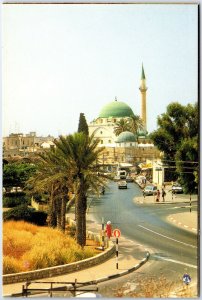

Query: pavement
3;187;198;297
135;185;198;234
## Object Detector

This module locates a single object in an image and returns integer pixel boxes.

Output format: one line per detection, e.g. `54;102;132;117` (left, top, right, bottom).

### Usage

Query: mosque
89;65;148;147
88;65;160;169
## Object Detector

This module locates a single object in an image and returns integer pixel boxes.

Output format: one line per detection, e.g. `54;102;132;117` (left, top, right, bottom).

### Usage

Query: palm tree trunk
75;179;87;247
61;195;68;232
56;197;62;230
49;187;57;227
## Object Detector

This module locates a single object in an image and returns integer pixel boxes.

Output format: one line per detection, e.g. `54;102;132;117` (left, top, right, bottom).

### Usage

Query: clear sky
2;3;198;137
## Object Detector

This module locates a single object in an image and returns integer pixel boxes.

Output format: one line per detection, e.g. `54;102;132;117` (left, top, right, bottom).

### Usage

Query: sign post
113;229;121;269
101;217;105;250
190;194;192;213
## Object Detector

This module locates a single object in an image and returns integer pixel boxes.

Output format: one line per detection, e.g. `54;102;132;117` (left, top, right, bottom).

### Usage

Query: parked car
10;187;23;193
172;183;183;194
126;175;134;182
143;185;157;196
118;180;127;189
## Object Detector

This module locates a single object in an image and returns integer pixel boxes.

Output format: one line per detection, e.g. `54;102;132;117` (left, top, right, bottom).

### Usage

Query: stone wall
3;223;115;285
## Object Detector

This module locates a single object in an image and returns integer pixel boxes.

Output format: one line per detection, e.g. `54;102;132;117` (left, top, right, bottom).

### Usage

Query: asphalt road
88;181;199;297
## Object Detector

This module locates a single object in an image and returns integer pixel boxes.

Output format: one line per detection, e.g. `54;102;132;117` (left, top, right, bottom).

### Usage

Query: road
88;181;198;297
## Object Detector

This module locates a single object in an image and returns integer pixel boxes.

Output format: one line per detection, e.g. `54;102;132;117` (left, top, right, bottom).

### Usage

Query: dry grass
115;275;196;298
3;221;99;274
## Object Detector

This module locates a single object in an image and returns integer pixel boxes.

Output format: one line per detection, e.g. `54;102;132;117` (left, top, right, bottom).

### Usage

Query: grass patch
3;220;99;274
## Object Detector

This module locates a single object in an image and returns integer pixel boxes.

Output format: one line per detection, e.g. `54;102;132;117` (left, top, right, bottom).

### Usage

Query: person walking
162;188;166;202
156;189;160;202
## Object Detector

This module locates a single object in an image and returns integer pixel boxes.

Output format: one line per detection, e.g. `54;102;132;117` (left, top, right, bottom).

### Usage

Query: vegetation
114;115;144;138
114;118;130;136
150;102;198;193
3;193;30;208
54;133;104;247
28;132;105;247
115;274;196;298
3;205;47;226
3;163;36;189
3;221;97;274
78;112;89;135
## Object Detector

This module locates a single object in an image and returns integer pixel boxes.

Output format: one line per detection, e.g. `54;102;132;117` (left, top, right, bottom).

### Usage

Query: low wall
3;220;115;285
31;197;48;212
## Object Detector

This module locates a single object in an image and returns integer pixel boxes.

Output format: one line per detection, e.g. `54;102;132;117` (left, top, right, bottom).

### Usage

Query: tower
139;64;147;131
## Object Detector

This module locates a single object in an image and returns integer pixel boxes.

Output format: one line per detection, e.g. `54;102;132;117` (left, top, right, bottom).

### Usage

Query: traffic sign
113;229;121;238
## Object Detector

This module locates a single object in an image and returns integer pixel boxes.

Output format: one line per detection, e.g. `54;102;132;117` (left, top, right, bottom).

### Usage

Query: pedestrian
162;188;166;202
105;221;112;239
156;189;160;202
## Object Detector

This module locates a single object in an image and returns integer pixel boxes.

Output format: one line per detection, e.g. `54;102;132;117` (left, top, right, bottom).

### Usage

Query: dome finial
115;96;117;101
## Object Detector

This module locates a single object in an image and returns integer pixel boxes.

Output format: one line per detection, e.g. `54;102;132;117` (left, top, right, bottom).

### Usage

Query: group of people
156;188;166;202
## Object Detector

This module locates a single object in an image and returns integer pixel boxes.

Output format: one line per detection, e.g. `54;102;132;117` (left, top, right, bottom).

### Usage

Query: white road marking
153;255;197;269
138;225;197;249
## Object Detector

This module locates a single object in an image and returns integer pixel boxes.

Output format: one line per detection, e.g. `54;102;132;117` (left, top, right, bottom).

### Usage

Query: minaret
139;64;147;131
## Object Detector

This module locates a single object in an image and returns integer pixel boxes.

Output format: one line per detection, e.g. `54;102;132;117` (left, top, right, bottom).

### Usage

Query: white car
172;183;183;194
143;185;157;196
118;180;127;189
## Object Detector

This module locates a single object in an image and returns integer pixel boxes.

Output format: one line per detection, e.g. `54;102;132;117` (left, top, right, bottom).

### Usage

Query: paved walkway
3;190;198;297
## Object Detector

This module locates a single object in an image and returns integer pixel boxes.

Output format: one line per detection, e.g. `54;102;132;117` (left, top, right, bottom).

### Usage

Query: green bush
3;195;30;208
30;211;47;226
3;205;47;226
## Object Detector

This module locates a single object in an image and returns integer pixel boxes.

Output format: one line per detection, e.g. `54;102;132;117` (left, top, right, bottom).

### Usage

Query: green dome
116;131;137;143
99;101;134;118
138;129;147;137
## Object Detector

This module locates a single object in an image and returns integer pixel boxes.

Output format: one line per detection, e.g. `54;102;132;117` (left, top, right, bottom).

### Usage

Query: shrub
29;211;47;226
3;205;47;226
3;195;30;208
3;256;22;274
3;221;98;274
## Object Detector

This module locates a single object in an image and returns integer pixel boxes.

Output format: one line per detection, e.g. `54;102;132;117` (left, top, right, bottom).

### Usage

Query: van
117;170;127;179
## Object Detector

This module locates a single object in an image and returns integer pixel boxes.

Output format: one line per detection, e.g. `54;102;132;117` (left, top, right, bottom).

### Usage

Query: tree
27;147;71;231
55;132;105;247
3;163;36;189
78;113;89;135
114;118;130;136
150;102;198;193
128;115;144;136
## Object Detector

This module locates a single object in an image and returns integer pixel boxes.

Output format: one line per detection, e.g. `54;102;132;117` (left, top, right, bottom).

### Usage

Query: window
100;131;103;134
100;140;103;144
108;140;111;143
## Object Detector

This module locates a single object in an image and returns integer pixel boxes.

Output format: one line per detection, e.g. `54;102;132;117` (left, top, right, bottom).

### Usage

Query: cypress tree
78;113;89;135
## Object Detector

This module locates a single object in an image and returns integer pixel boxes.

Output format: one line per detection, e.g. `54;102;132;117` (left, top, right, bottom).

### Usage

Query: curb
83;251;150;285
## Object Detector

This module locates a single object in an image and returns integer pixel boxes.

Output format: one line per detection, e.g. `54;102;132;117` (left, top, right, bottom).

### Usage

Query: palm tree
55;133;105;247
114;118;130;136
128;115;144;139
27;147;71;232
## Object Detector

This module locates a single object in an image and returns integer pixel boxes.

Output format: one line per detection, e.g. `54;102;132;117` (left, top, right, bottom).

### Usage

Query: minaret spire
141;64;146;80
139;64;147;131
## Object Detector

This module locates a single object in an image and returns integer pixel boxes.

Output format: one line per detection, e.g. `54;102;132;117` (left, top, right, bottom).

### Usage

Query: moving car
118;180;127;189
143;185;157;196
172;183;183;194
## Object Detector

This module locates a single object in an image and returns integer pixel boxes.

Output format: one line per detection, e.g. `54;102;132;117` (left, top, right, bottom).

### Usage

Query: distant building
3;131;55;159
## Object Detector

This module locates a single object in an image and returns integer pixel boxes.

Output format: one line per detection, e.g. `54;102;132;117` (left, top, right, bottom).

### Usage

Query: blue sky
3;3;198;137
